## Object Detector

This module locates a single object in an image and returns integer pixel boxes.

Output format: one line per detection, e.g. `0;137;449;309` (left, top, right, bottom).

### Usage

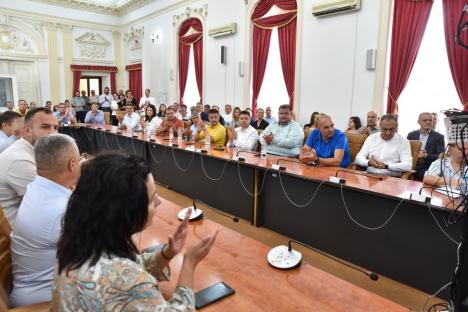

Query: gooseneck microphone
288;240;379;281
179;199;239;223
276;158;301;165
335;169;384;181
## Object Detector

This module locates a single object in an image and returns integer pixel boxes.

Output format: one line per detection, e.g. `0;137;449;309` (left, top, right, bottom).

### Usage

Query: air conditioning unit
208;23;237;38
312;0;361;17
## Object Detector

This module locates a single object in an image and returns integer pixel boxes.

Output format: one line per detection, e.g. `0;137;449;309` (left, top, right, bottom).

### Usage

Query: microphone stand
235;150;260;162
335;169;384;181
288;240;379;281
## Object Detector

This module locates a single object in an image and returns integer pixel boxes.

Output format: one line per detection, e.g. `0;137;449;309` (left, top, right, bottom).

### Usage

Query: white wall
130;0;382;129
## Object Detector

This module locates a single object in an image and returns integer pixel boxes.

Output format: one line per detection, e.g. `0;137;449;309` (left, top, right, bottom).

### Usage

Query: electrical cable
427;202;460;245
277;169;326;208
199;149;229;181
339;183;404;231
236;161;269;197
170;144;195;173
148;142;166;164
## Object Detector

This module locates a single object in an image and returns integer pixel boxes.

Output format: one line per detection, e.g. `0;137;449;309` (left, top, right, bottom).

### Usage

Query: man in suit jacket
407;112;445;180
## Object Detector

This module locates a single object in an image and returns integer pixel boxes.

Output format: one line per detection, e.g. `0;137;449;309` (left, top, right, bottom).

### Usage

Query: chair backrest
409;140;422;170
303;128;311;145
104;112;111;125
0;208;12;311
346;133;367;162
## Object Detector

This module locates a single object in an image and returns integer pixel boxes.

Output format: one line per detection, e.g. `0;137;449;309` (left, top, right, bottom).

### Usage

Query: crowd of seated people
1;94;467;309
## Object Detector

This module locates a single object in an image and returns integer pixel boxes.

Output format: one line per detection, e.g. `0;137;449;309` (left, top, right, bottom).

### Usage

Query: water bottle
177;127;183;146
169;127;174;143
261;142;267;159
205;134;211;150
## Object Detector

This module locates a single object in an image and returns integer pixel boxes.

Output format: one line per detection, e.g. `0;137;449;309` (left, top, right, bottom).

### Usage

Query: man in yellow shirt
197;109;227;146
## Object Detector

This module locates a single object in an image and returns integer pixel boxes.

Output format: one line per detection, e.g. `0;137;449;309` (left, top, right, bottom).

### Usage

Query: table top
77;124;455;210
137;197;409;312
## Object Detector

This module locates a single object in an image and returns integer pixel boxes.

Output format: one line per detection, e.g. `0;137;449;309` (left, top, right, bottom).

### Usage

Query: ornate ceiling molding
172;5;208;26
28;0;155;16
75;31;110;59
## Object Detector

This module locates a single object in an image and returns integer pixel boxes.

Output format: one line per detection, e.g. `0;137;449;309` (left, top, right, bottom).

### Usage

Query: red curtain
126;64;142;105
386;0;433;114
179;18;203;104
110;72;116;94
442;0;468;111
251;0;297;117
72;70;81;96
278;18;297;108
193;39;203;103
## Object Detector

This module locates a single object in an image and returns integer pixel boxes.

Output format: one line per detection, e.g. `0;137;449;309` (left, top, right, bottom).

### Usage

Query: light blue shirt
425;158;468;194
54;111;74;126
9;175;72;307
260;121;304;157
264;116;277;125
84;110;106;126
99;93;113;108
0;130;17;153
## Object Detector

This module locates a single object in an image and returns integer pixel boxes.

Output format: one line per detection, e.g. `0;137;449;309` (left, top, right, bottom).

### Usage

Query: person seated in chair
9;134;80;307
84;103;106;127
259;105;303;157
250;108;269;130
355;114;412;177
155;107;184;136
197;109;226;146
228;110;258;151
118;104;140;131
300;114;350;168
407;112;445;181
423;143;468;193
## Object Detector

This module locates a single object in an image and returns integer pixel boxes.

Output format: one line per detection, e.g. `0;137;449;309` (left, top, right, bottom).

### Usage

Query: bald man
10;134;80;307
360;111;380;136
300;113;350;168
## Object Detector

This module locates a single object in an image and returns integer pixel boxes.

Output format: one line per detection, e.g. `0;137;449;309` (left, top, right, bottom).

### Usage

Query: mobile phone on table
195;282;235;309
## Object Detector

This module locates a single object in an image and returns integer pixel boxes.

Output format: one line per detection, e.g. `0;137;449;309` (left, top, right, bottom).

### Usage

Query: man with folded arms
156;106;184;136
300;113;350;168
355;114;412;177
227;110;258;151
9;134;80;307
259;105;303;157
118;104;140;130
84;103;106;126
0;108;58;226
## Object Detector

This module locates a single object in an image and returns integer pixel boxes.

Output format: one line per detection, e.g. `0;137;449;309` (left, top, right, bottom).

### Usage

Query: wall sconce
151;33;159;43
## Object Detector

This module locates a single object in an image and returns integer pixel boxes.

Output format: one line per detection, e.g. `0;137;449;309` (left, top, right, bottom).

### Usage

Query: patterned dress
51;251;195;311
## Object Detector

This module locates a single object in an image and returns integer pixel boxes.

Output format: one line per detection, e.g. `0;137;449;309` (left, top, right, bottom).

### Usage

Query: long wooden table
60;125;463;299
138;197;409;311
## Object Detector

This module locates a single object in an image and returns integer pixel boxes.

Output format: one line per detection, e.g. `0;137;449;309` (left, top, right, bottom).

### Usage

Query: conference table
138;197;409;311
60;124;464;300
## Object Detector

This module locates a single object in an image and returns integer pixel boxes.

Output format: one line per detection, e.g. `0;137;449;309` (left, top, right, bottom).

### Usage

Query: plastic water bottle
169;127;174;143
177;127;183;146
261;142;267;159
205;134;211;150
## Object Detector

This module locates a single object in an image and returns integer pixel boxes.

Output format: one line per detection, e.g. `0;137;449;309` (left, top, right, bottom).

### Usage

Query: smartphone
195;282;235;309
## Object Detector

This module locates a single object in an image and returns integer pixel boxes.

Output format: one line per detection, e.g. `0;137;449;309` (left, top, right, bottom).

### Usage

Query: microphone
267;239;379;281
178;199;239;223
234;150;260;162
335;169;384;181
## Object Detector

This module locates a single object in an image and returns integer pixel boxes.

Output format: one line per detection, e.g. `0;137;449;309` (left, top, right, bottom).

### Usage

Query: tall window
79;76;102;96
251;0;297;118
386;1;459;136
178;18;203;106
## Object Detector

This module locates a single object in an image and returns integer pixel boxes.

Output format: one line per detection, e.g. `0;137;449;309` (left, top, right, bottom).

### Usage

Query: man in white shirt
228;110;258;151
223;104;233;127
177;104;190;121
0;108;59;226
355;114;412;177
99;87;113;113
118;104;140;130
139;88;156;111
9;134;80;307
6;101;14;111
0;111;22;153
264;106;277;125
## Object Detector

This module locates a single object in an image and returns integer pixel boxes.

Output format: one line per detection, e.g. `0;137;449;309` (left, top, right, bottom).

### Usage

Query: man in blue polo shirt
299;113;350;168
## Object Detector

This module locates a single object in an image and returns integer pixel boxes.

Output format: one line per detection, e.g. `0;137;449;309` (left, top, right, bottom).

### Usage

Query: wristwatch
384;164;388;169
